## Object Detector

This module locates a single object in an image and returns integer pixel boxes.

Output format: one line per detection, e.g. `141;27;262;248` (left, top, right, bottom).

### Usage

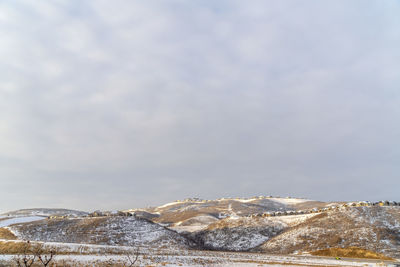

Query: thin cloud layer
0;0;399;212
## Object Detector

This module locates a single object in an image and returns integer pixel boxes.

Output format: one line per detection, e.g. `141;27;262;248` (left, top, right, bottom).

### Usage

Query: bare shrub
33;243;56;266
12;241;56;267
13;241;36;267
125;247;140;267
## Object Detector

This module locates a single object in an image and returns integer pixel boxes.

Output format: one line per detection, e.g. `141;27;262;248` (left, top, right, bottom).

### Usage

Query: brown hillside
0;228;17;240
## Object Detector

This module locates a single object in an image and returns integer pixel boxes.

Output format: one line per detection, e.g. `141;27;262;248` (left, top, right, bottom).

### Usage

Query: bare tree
34;244;56;267
13;241;56;267
125;247;140;267
13;241;36;267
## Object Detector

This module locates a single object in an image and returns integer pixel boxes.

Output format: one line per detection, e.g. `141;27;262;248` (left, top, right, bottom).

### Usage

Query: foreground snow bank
0;240;398;266
0;251;398;266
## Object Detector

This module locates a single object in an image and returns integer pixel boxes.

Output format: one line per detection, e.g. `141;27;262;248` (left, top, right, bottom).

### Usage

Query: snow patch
269;198;310;205
0;216;45;227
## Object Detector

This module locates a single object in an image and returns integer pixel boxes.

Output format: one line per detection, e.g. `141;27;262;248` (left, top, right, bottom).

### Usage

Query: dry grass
0;241;28;254
0;241;59;255
0;227;17;240
154;210;209;224
310;246;394;260
233;259;342;267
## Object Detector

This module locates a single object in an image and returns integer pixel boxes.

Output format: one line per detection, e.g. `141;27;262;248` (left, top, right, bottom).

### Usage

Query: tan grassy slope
0;227;17;240
0;241;27;254
310;246;394;260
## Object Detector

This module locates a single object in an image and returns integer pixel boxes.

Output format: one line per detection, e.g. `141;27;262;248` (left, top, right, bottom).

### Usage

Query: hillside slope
129;197;320;228
184;206;399;259
256;206;400;258
1;208;87;218
3;198;399;260
9;216;192;249
190;213;317;251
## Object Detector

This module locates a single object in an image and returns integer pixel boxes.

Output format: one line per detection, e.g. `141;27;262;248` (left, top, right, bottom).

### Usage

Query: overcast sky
0;0;399;212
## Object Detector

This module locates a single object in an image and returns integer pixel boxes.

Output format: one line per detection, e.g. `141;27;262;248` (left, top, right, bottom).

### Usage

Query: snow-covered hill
256;206;400;258
1;208;88;218
190;213;317;251
8;216;192;249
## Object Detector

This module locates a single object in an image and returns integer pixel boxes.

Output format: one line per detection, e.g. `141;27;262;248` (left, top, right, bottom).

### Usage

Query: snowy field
0;240;399;266
1;252;398;266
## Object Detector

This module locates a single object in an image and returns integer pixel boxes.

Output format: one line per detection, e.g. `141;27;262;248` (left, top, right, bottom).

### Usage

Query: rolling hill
1;196;399;260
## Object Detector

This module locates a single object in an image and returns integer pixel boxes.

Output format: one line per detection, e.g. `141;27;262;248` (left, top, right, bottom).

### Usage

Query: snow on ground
234;198;259;203
0;216;45;227
269;198;310;205
170;225;209;233
9;216;191;248
273;213;317;226
0;247;398;266
258;206;400;258
191;214;320;251
1;208;87;217
156;201;183;209
0;239;398;266
175;215;219;226
172;215;219;232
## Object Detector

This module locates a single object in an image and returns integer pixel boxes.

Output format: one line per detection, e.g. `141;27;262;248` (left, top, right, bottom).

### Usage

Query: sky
0;0;399;212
